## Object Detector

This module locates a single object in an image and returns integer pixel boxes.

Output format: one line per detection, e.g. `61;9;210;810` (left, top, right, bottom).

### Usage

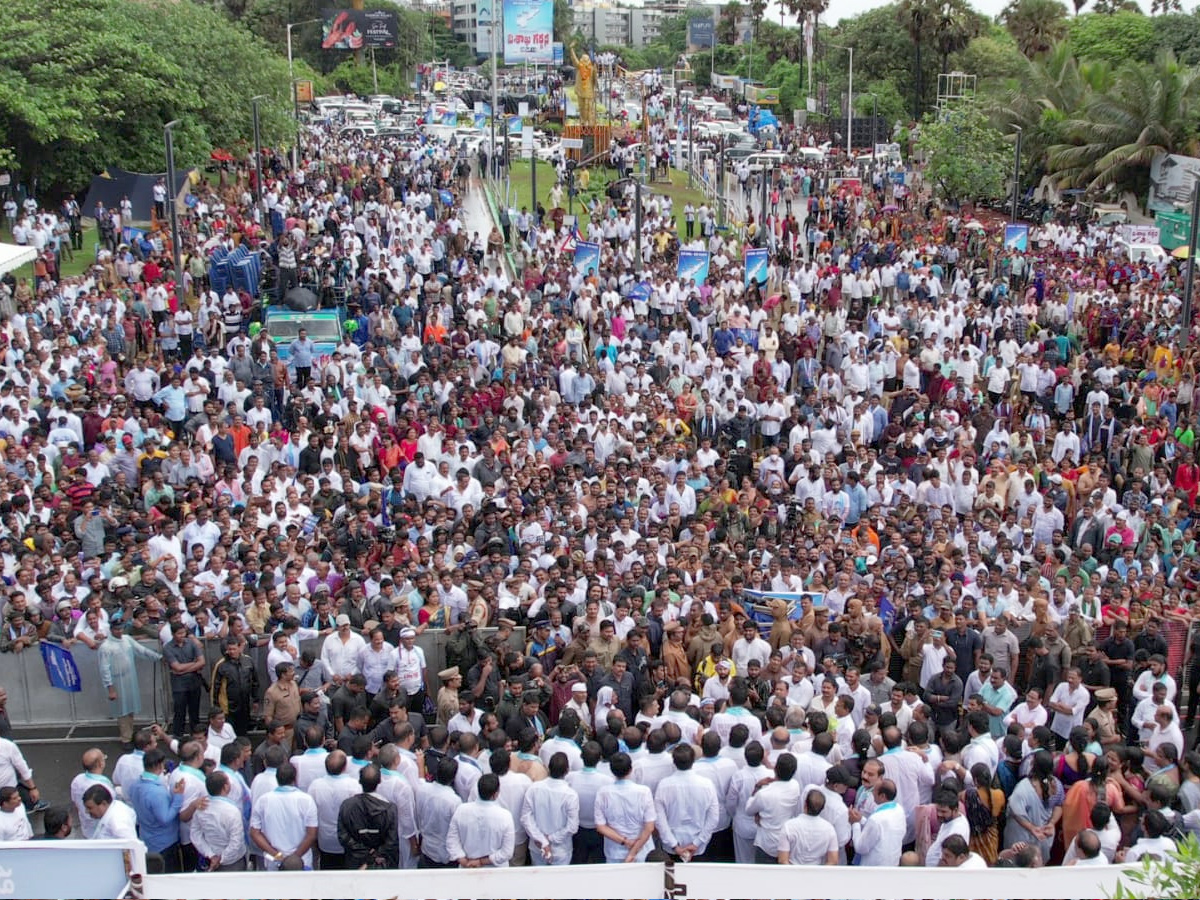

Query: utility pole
687;102;694;189
718;136;726;228
634;177;644;274
1184;179;1200;340
163;120;183;310
287;18;322;171
251;95;266;210
490;8;498;183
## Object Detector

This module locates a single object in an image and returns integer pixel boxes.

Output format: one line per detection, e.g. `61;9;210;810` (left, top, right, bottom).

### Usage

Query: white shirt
416;781;463;864
446;798;516;866
538;736;584;773
308;772;362;853
851;800;906;866
0;738;33;789
566;767;615;829
880;748;934;843
779;812;838;864
249;785;319;870
746;778;801;855
0;806;32;841
92;798;139;840
1125;834;1177;863
191;795;247;867
167;765;207;844
112;750;144;800
291;749;329;793
595;777;657;862
1048;682;1090;739
653;769;720;855
320;631;367;679
71;772;115;839
924;812;970;867
693;755;738;831
520;776;581;865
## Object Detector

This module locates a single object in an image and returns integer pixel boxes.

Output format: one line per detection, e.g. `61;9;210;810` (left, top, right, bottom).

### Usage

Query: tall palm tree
1151;0;1183;13
933;0;983;74
1049;51;1200;194
897;0;936;119
1002;0;1069;58
781;0;830;62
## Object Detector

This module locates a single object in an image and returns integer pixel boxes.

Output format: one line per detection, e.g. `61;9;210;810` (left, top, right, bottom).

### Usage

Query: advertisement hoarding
688;18;715;49
503;0;553;65
321;9;398;50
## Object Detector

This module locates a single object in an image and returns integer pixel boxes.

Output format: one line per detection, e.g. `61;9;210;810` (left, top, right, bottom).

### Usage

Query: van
1115;240;1166;265
745;151;787;172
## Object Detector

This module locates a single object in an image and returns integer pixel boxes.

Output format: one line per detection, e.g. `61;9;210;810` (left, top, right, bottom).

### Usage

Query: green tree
1002;0;1070;57
781;0;830;64
0;0;304;192
933;0;984;74
952;26;1027;82
897;0;937;119
916;101;1012;203
1092;0;1141;12
718;1;743;46
1049;51;1200;195
1151;0;1183;13
1068;10;1157;63
553;0;574;43
1152;12;1200;65
835;4;934;122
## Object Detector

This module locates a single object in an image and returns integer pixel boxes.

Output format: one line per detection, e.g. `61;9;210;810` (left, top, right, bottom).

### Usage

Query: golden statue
571;43;597;127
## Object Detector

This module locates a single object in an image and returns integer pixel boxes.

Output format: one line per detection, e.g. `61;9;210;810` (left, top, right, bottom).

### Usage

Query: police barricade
0;627;523;730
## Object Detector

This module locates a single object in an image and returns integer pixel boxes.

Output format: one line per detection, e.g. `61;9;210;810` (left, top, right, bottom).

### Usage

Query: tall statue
571;42;597;127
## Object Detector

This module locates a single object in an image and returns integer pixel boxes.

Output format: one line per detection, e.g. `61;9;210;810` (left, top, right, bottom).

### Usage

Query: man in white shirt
446;773;516;867
83;784;139;840
249;761;319;870
745;752;801;863
849;777;905;866
777;790;839;865
925;786;972;867
653;744;720;861
879;726;934;843
1046;668;1091;744
0;787;32;841
320;615;366;686
308;750;362;869
566;742;615;864
594;752;656;863
70;748;115;839
191;770;249;870
521;751;580;865
416;758;464;867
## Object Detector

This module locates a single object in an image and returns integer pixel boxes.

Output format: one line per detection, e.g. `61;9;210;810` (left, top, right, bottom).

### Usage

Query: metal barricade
1;627;524;731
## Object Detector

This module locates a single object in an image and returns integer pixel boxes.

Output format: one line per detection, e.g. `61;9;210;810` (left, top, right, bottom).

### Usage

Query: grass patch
497;160;719;238
2;225;103;283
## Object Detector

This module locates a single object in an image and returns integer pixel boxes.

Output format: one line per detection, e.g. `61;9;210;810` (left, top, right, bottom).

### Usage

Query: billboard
321;9;398;50
688;17;715;49
503;0;553;64
1149;152;1200;213
1004;224;1030;251
744;85;779;105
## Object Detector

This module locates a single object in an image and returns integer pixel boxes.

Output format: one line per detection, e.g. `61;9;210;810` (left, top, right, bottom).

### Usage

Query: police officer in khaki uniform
437;667;463;727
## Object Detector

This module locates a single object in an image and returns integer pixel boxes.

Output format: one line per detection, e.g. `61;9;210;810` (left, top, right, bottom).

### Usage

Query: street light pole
490;10;498;181
164;120;183;310
1011;125;1023;224
287;18;322;171
251;95;266;210
635;176;644;274
846;46;854;158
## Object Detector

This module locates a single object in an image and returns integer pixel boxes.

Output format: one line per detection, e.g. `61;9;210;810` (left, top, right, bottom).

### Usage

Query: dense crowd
0;88;1198;879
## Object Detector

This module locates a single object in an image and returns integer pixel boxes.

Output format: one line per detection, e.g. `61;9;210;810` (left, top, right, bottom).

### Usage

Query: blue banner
574;240;600;275
678;249;711;284
474;113;487;130
507;116;523;135
553;41;564;65
439;189;454;206
441;111;458;126
40;641;82;692
1004;224;1029;252
688;17;715;49
745;247;768;287
628;280;652;302
503;0;554;65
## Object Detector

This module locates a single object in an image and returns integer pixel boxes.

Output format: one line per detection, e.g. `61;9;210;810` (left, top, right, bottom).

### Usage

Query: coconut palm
1048;51;1200;194
933;0;983;74
1002;0;1070;58
897;0;937;118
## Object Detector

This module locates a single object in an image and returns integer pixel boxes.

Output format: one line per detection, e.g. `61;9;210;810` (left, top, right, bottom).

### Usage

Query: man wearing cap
98;617;163;748
437;667;463;727
397;627;428;713
321;614;367;688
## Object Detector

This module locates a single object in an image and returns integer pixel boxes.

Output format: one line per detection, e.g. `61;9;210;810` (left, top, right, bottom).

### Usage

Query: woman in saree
1060;755;1118;853
961;762;1006;865
1003;749;1064;861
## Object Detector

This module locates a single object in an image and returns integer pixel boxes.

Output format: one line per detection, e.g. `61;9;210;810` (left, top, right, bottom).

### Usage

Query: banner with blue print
507;116;523;135
627;280;653;302
503;0;554;64
678;249;710;283
1004;224;1029;252
441;111;458;126
40;641;81;692
743;589;825;640
439;189;454;206
474;113;488;130
744;247;768;287
574;240;601;275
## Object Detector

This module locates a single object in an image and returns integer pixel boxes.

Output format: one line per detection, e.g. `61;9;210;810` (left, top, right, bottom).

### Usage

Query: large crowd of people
0;83;1198;882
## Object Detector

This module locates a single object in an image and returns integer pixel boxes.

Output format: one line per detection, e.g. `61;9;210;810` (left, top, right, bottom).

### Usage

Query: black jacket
337;792;399;869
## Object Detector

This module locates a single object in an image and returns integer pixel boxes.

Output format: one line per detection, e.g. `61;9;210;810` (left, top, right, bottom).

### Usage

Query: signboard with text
321;9;398;50
503;0;553;64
